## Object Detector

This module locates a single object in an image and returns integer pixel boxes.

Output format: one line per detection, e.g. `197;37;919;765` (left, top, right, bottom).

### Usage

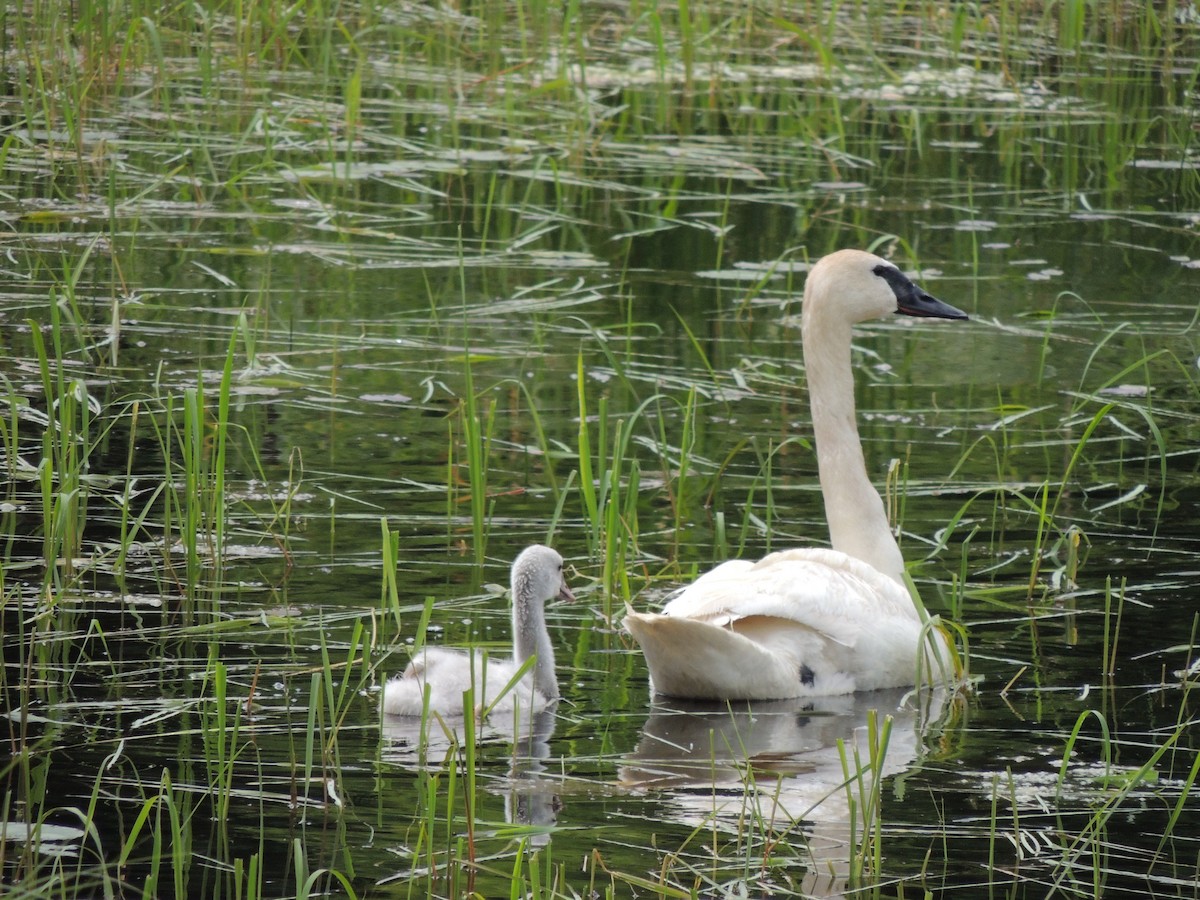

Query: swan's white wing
659;548;914;649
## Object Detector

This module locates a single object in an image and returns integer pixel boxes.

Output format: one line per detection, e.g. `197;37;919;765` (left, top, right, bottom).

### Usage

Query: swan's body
624;249;967;700
383;545;574;717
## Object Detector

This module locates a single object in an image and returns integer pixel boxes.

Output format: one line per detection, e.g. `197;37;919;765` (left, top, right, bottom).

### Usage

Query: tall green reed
455;360;497;567
28;300;98;590
838;710;893;888
573;355;654;608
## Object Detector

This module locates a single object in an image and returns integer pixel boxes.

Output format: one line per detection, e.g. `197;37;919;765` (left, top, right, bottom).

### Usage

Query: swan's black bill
897;289;968;320
874;263;969;320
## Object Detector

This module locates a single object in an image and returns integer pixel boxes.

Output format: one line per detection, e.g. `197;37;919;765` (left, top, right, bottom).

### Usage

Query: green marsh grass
838;710;893;888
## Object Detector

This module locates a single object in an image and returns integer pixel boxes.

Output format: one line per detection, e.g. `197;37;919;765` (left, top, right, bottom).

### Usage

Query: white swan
623;249;968;700
382;545;574;717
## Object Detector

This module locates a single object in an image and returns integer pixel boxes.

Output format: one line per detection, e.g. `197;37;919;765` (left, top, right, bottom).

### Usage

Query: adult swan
623;249;968;700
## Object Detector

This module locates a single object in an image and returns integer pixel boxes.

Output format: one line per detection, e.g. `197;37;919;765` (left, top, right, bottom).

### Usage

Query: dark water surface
3;4;1200;898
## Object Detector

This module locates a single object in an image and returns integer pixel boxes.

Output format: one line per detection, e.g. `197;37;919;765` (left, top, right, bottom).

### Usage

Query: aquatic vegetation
2;2;1199;898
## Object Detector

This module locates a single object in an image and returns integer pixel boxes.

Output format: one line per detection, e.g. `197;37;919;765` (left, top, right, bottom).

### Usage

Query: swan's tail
623;611;818;700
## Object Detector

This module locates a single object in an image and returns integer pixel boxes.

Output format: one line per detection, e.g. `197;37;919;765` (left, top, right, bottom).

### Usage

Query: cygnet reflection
620;688;947;898
504;707;561;846
381;704;561;845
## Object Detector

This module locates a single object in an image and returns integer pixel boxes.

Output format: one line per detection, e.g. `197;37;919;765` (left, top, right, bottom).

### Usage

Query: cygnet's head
512;545;575;607
803;249;968;325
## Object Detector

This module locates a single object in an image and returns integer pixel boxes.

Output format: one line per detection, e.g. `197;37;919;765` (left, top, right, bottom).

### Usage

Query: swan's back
661;548;913;640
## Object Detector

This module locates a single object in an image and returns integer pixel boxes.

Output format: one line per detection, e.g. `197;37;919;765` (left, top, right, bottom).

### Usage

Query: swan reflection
621;688;945;897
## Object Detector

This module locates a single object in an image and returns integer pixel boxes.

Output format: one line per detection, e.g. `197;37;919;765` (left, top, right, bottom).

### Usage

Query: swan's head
512;545;575;608
803;249;968;325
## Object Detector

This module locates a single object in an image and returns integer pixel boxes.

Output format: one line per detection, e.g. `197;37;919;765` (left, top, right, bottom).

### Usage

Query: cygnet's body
624;250;968;700
383;545;574;717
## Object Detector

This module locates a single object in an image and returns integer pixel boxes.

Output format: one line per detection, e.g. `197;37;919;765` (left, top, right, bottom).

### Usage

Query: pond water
4;3;1200;898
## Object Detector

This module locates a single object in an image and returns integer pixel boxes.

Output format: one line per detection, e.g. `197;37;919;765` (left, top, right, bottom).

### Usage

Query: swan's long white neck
512;574;559;700
802;299;906;584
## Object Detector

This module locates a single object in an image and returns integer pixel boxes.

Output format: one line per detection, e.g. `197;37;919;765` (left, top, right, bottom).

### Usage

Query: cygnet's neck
802;309;906;584
512;581;559;700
